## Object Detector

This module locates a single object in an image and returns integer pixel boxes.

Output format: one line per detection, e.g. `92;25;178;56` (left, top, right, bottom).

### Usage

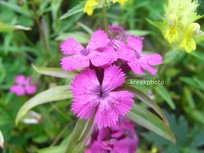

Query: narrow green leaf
155;86;175;109
0;1;33;17
32;65;77;79
60;3;85;20
38;146;66;153
0;22;14;32
126;30;150;36
125;85;169;126
15;85;72;125
55;32;89;44
128;104;176;143
147;18;166;32
191;110;204;124
193;77;204;91
65;116;95;153
191;51;204;60
78;22;94;35
184;87;195;109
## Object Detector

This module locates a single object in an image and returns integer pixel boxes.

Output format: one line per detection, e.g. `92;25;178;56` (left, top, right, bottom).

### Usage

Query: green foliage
142;112;204;153
0;0;204;152
128;104;175;143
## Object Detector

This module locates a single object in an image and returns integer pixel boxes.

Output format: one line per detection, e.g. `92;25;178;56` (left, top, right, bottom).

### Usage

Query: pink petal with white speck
128;61;145;75
102;65;125;92
60;54;90;71
116;40;135;61
128;54;163;75
89;51;114;67
127;36;144;53
142;54;163;65
86;30;109;50
71;94;99;119
71;68;100;95
60;38;84;55
95;91;134;127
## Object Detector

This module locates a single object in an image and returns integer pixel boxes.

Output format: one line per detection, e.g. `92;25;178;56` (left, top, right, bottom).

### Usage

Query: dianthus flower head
85;116;138;153
71;65;134;127
116;36;163;75
60;30;117;71
149;0;204;53
10;75;37;96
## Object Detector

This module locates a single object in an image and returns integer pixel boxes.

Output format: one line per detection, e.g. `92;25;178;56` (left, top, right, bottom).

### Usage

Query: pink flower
85;116;139;153
10;75;37;96
71;65;134;127
117;36;163;75
60;30;117;71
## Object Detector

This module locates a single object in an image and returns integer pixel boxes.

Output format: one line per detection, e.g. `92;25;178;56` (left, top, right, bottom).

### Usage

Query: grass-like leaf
125;85;169;126
60;2;85;20
128;104;176;143
155;86;175;110
32;65;77;79
15;85;72;125
65;116;95;153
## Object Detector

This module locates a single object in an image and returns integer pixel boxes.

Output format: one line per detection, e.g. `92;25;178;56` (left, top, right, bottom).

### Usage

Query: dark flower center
80;49;90;56
99;87;108;98
135;51;141;59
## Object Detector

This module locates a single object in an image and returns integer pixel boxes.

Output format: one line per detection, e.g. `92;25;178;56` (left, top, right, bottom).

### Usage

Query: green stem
102;6;108;32
31;2;50;57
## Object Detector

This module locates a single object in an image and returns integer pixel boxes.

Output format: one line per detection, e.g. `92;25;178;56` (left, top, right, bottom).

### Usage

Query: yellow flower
149;0;204;53
179;23;200;53
112;0;128;5
83;0;128;15
164;14;179;43
84;0;99;16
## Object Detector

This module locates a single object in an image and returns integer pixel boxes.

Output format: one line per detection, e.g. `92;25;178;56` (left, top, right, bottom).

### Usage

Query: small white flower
0;130;4;149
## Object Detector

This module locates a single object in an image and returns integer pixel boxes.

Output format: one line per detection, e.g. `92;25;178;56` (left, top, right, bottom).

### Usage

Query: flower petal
128;60;145;75
15;75;26;84
90;48;117;67
95;91;134;127
71;68;100;96
71;68;101;119
115;40;135;61
86;30;109;50
128;54;162;75
127;36;144;54
140;63;158;75
10;85;25;96
102;65;125;92
85;141;107;153
113;137;138;153
25;85;37;95
141;54;163;66
60;54;89;71
71;94;99;119
60;38;84;55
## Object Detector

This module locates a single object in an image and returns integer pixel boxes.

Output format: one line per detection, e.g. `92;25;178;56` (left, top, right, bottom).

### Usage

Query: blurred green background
0;0;204;153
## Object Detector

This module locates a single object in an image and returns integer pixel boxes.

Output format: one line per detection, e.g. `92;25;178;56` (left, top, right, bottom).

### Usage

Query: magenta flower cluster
60;27;162;127
85;117;139;153
10;75;37;96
